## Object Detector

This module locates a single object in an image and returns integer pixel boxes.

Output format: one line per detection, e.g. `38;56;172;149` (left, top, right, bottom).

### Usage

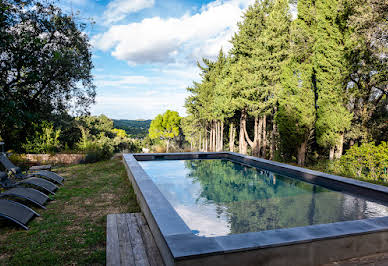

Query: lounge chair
0;173;49;208
0;153;64;185
0;170;58;195
0;187;49;209
29;164;52;172
0;199;39;230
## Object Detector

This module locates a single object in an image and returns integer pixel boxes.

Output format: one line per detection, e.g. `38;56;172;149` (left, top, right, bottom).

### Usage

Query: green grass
0;158;140;265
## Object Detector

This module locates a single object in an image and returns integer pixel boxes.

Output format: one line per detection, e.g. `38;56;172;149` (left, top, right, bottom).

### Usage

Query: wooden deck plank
116;214;136;266
106;214;121;266
134;213;165;266
126;213;151;266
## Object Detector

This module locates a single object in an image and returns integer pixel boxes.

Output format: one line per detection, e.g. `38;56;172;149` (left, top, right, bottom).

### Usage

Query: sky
61;0;256;119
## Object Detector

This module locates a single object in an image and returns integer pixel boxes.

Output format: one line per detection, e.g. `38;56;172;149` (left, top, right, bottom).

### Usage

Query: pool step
107;213;164;266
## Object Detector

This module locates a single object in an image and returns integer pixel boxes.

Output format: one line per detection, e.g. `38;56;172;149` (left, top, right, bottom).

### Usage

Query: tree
313;0;352;160
149;110;181;152
275;0;317;166
343;0;387;145
0;0;95;150
230;0;271;155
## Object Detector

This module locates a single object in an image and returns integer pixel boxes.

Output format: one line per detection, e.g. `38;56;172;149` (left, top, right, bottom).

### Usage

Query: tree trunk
258;117;263;156
166;139;170;153
229;123;235;152
349;139;355;147
199;131;202;151
220;120;224;151
244;116;260;157
215;121;218;152
209;124;213;152
297;140;307;166
214;121;217;152
262;114;267;158
270;120;277;160
334;133;344;159
329;147;335;160
217;121;221;151
239;110;248;154
190;141;192;151
233;125;236;152
204;129;208;152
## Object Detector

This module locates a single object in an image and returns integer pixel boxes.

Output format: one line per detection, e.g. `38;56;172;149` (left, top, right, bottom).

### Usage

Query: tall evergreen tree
275;0;317;166
314;0;352;159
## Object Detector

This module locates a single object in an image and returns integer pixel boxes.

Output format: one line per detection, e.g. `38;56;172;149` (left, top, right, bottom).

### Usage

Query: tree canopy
149;110;181;152
0;0;95;150
182;0;387;169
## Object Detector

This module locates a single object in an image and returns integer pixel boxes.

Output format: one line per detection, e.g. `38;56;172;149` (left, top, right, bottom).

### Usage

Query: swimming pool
124;152;388;266
139;159;388;237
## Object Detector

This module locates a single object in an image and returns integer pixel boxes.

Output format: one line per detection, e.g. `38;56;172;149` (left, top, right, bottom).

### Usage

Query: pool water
139;159;388;237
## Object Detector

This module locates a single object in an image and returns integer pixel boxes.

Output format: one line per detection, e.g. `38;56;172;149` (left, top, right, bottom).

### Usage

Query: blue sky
61;0;255;119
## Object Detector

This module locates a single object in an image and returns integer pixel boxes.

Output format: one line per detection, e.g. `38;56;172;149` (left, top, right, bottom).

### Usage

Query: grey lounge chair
0;173;49;208
0;187;49;209
0;199;39;230
29;164;52;172
0;153;64;185
0;170;58;195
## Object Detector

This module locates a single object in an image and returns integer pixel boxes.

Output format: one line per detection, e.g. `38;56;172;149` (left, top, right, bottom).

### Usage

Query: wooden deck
106;213;164;266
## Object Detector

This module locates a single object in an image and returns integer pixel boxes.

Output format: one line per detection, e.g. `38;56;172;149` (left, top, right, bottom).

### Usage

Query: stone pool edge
123;152;388;266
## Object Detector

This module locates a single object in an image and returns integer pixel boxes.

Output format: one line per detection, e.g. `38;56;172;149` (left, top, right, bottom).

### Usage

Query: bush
22;122;61;154
331;142;388;181
76;126;114;163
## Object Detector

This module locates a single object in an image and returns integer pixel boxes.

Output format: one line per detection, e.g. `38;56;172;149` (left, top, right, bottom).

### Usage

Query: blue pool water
139;159;388;237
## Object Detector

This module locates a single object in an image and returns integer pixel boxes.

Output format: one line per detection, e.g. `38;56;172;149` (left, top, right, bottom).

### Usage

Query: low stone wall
22;154;86;165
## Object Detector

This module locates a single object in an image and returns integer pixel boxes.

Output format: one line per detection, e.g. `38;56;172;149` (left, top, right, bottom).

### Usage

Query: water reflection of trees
184;160;376;234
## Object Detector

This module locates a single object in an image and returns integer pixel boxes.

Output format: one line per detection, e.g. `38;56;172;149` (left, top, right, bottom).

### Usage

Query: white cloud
93;0;254;64
103;0;155;25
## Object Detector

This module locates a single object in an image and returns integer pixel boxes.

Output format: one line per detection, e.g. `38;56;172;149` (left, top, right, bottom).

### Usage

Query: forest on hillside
113;120;151;138
181;0;387;168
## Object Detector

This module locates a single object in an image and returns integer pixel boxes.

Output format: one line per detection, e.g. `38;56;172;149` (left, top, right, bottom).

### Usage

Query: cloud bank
93;0;254;64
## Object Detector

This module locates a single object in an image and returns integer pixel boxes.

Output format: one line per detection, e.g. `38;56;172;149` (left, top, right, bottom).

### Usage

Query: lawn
0;158;140;265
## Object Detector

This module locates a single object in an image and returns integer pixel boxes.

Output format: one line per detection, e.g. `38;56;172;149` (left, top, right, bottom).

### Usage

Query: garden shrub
333;142;388;181
77;126;115;163
22;122;61;154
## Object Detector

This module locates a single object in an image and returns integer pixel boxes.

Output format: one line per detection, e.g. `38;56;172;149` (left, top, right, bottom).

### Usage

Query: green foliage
149;110;181;148
112;128;127;138
75;118;142;163
0;0;95;152
76;126;114;163
113;119;151;138
22;122;61;154
149;110;182;153
332;142;388;181
76;115;114;138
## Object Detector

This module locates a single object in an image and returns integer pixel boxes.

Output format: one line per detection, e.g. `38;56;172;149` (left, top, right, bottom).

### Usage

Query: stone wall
22;154;86;165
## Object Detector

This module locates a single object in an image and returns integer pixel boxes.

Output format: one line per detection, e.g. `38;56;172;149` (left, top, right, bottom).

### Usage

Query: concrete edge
123;152;388;264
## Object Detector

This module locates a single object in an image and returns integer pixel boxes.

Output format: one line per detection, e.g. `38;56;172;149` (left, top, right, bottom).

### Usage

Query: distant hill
113;119;151;139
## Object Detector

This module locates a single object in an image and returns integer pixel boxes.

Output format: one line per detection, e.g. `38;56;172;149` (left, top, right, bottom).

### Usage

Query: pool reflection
140;159;388;236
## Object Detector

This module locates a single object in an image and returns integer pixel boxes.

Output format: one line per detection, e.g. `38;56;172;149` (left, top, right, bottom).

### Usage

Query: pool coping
123;152;388;265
